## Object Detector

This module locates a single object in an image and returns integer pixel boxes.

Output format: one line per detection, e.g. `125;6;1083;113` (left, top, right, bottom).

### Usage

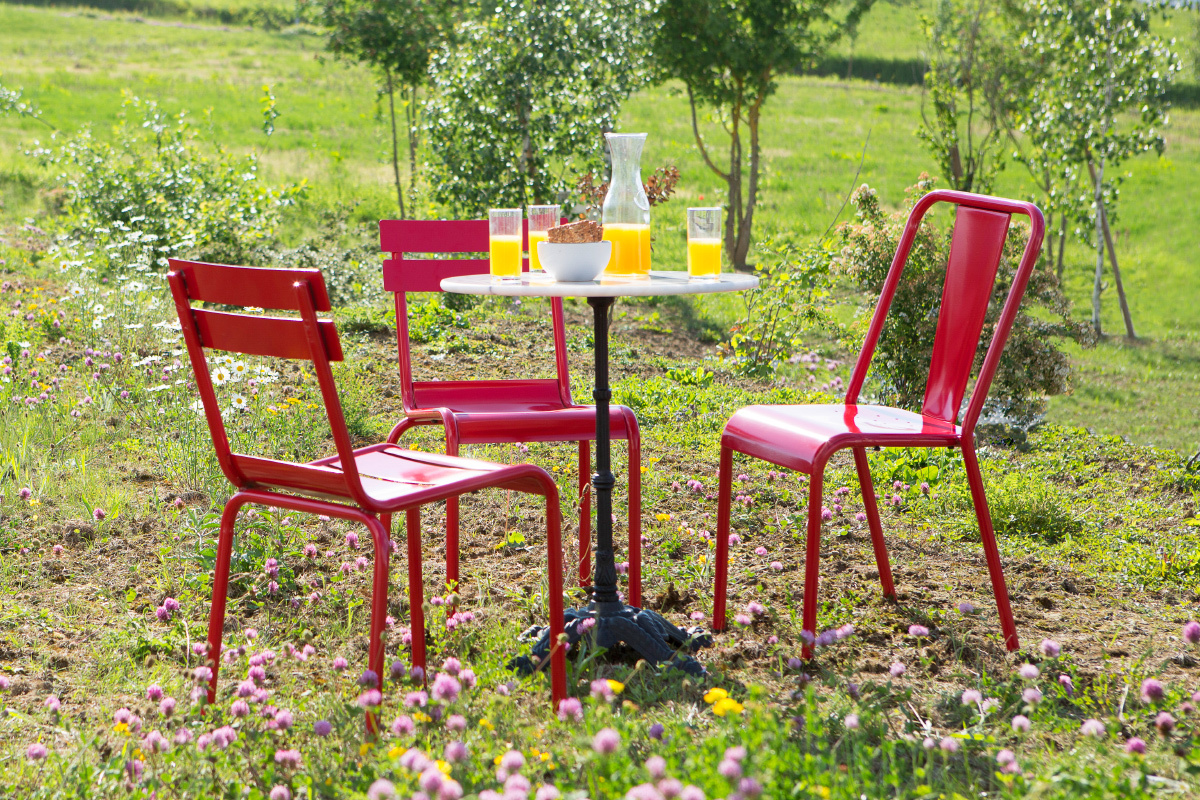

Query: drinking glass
686;207;722;280
488;208;522;281
527;204;560;273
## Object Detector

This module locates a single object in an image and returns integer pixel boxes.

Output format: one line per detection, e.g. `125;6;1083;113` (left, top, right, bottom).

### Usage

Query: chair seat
409;404;639;445
722;404;961;474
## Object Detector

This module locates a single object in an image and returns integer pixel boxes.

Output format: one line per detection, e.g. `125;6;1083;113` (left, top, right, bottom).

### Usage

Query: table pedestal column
514;296;709;678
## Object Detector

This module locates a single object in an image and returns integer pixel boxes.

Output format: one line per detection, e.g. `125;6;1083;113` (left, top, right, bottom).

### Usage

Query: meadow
4;1;1200;798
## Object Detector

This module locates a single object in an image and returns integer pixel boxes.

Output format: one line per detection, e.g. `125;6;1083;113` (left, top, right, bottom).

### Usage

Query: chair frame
167;258;567;719
380;219;643;605
712;190;1046;657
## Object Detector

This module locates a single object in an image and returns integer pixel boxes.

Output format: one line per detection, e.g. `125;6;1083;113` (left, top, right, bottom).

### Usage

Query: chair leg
852;446;895;599
444;435;461;590
626;420;643;608
962;441;1019;651
801;465;826;660
544;486;567;707
406;508;427;675
578;440;591;589
364;514;390;736
712;446;734;631
205;495;246;704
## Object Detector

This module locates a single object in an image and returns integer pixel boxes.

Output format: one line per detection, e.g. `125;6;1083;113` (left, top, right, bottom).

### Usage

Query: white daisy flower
232;362;248;379
212;367;231;385
230;394;248;411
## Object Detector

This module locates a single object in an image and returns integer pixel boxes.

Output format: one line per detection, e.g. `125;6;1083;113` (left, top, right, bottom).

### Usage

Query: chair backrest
167;259;370;504
844;190;1045;436
379;219;574;412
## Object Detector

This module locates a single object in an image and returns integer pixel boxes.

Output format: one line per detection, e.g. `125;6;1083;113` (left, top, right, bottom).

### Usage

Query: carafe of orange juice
601;133;651;278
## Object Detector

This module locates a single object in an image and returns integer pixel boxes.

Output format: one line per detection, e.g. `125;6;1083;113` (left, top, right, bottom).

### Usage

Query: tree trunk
1091;157;1105;336
725;99;744;267
385;67;405;220
732;102;762;270
406;83;420;199
1087;160;1136;339
1055;216;1067;282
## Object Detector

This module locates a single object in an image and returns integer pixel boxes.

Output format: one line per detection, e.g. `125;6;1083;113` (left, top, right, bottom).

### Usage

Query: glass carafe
601;132;651;278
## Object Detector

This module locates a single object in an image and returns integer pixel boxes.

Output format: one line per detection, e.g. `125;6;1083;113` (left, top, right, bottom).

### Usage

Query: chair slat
380;219;493;254
922;207;1011;422
168;259;333;311
192;309;344;361
383;258;492;293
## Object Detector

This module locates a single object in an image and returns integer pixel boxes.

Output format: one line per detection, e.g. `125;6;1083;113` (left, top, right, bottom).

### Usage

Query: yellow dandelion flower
655;513;671;522
479;718;494;731
703;687;729;704
113;722;130;734
494;755;503;766
388;746;404;759
413;711;432;723
606;679;625;695
359;742;374;756
436;760;452;775
540;752;550;762
712;697;744;717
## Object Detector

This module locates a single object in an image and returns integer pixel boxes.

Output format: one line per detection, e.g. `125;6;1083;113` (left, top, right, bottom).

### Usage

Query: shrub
721;237;835;378
30;94;305;277
835;175;1086;428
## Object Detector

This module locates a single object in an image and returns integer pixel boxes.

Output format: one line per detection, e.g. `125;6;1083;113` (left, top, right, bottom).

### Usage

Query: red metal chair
379;219;644;606
712;190;1045;656
167;258;567;716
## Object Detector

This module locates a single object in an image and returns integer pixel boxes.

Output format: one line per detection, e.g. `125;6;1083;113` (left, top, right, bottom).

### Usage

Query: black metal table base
510;294;712;682
512;604;711;677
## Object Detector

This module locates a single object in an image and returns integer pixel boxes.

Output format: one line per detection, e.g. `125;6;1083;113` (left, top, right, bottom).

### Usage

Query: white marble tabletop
440;270;758;298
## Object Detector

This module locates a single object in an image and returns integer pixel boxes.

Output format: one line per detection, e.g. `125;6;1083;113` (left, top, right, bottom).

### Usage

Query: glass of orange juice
488;208;522;282
686;207;722;280
527;205;559;273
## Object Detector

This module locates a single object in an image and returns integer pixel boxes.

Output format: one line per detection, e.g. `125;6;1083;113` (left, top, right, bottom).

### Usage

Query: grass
3;6;1200;793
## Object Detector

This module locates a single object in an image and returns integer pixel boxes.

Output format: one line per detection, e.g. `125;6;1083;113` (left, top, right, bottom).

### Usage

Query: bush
835;175;1086;428
721;237;835;378
30;94;305;278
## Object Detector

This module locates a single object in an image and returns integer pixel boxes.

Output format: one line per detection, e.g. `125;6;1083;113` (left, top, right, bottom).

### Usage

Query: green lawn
2;1;1199;451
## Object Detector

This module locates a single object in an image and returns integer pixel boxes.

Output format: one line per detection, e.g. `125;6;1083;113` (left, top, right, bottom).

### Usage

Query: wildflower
717;759;742;779
26;743;48;761
314;719;333;737
159;698;176;718
19;487;31;501
957;601;975;614
143;730;169;754
1012;715;1031;733
712;697;744;716
821;507;833;521
649;722;665;740
908;624;929;638
1185;622;1200;645
248;665;266;683
961;689;982;705
680;788;706;800
359;669;379;688
1141;678;1164;704
923;737;936;750
274;749;302;769
591;679;615;701
1023;687;1043;705
754;546;768;556
193;666;213;684
996;749;1016;766
1040;639;1062;657
734;614;753;626
747;601;765;616
1018;663;1040;680
889;662;906;678
738;778;763;798
1059;674;1075;695
770;561;783;571
366;778;397;800
445;741;468;763
357;690;382;708
592;727;621;755
231;700;250;718
442;657;462;676
1126;737;1147;755
644;754;667;779
44;695;60;713
940;737;959;753
391;715;415;736
1156;712;1176;735
1081;719;1106;738
93;508;106;521
854;512;867;522
173;728;192;745
845;713;860;730
269;787;291;800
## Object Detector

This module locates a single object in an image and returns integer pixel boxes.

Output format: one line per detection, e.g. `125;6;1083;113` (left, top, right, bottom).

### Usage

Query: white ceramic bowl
536;240;611;282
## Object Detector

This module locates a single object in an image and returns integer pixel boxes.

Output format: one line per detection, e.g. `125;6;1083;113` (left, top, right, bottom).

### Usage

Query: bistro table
441;270;759;675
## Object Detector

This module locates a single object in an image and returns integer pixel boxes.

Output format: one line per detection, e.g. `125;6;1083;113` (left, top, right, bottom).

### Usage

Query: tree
915;0;1020;194
653;0;872;269
322;0;447;218
423;0;651;216
1018;0;1179;338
